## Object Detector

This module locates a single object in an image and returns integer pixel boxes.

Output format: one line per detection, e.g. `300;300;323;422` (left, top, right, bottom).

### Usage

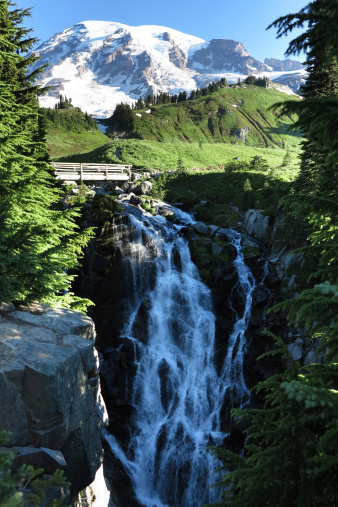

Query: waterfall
104;207;255;507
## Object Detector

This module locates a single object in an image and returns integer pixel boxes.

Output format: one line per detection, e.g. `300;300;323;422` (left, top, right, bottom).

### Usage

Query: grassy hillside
59;139;300;171
47;131;109;159
151;164;298;221
53;86;302;175
129;86;302;149
41;108;109;159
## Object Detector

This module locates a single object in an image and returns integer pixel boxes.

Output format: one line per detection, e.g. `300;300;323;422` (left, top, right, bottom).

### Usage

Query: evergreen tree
103;102;134;131
177;156;184;173
0;0;92;305
145;94;153;106
249;155;269;172
177;91;187;102
210;2;338;504
210;339;338;507
135;97;144;109
268;0;338;295
281;146;291;168
56;94;73;109
243;178;253;208
244;75;256;85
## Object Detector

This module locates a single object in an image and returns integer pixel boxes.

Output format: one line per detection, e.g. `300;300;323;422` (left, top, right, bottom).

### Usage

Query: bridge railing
50;162;132;180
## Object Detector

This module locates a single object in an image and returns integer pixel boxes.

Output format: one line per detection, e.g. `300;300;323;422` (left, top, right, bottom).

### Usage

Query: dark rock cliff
0;303;104;499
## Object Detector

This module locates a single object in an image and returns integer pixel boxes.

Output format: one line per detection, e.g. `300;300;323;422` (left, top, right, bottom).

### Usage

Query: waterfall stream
104;207;255;507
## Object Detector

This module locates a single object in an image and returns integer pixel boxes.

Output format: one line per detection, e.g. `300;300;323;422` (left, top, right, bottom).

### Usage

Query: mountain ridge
32;20;306;117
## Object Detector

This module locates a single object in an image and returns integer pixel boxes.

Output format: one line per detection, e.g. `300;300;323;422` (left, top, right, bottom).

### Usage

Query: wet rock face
0;304;103;495
102;439;143;507
243;209;270;241
77;214;136;350
186;216;294;390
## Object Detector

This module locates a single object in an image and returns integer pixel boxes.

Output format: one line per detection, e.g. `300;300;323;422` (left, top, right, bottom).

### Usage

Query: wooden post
80;163;83;181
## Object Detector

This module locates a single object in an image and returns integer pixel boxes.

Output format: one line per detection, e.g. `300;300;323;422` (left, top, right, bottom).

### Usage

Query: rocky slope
31;21;306;116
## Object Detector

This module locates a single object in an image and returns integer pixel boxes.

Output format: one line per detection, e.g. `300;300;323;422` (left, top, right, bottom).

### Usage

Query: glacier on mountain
31;20;306;117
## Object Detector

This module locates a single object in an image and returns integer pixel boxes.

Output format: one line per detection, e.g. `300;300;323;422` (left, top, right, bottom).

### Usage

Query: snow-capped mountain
32;21;307;117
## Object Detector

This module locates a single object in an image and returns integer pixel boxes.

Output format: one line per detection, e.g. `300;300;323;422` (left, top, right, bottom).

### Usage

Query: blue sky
18;0;308;63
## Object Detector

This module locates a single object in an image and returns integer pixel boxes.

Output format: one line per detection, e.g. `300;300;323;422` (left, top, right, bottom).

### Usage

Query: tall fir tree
210;1;338;505
0;0;93;306
268;0;338;339
208;336;338;507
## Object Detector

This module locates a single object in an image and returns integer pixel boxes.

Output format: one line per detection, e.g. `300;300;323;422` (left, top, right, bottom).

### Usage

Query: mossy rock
243;245;260;259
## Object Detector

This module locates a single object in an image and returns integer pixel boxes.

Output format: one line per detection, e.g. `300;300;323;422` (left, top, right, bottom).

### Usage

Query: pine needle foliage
0;431;69;506
208;337;338;507
0;1;93;306
267;0;338;349
209;2;338;505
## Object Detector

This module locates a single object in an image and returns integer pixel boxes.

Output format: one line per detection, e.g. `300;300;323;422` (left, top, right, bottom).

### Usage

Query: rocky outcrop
119;178;153;197
189;39;270;75
230;127;251;143
184;214;308;389
264;58;304;72
272;73;306;94
0;303;105;495
162;32;187;70
243;209;270;241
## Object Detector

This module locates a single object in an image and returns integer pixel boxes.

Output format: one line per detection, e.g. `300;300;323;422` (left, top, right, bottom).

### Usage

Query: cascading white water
217;230;255;412
104;207;255;507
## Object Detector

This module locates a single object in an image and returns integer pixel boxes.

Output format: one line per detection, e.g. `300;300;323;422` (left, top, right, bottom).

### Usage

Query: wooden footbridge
51;162;132;182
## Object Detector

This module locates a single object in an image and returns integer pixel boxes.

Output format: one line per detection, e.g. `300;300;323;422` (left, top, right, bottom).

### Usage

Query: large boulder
208;225;219;237
252;285;270;306
0;446;67;474
127;183;139;193
0;305;104;495
192;221;209;235
135;181;153;196
129;194;141;206
130;172;142;182
243;209;270;241
119;182;130;192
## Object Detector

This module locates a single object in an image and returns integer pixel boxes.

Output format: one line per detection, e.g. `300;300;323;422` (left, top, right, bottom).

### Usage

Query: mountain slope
31;21;306;117
110;86;302;149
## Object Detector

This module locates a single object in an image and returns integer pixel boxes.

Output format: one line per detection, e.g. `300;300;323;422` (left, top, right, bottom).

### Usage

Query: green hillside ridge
120;86;302;149
41;107;109;159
